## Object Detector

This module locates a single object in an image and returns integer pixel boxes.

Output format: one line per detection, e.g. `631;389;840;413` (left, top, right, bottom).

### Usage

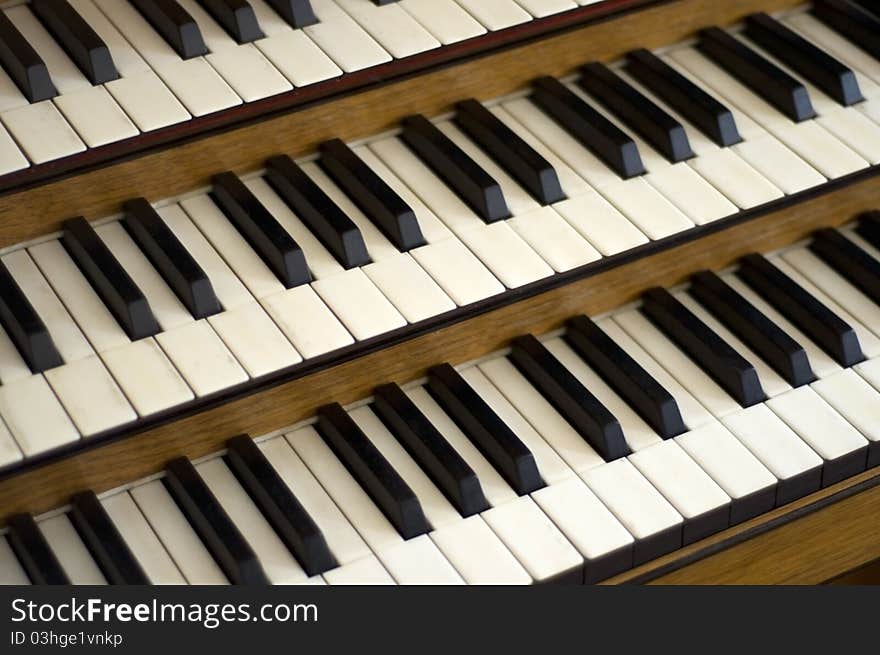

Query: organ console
0;0;879;586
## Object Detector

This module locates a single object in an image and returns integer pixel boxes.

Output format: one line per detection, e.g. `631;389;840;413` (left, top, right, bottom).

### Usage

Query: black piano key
624;49;742;147
698;26;816;122
264;0;318;28
131;0;208;59
0;11;56;102
852;0;879;18
427;363;545;495
211;172;311;288
319;139;426;251
455;99;565;205
6;514;70;585
401;114;511;223
509;334;631;460
165;457;269;584
316;403;430;539
578;62;694;163
31;0;119;85
123;198;222;319
813;0;880;61
266;155;371;269
857;211;880;250
641;287;767;407
564;315;686;440
690;270;816;387
745;12;864;106
373;382;490;517
226;436;337;576
810;228;880;305
531;76;645;179
69;491;150;584
737;253;864;367
197;0;264;44
62;217;161;341
0;261;63;373
371;0;398;5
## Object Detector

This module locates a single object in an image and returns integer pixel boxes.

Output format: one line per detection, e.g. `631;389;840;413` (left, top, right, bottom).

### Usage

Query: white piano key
322;555;395;585
375;534;464;585
478;356;606;474
256;30;342;87
0;65;26;114
856;357;880;394
462;366;574;484
613;309;743;418
305;6;391;73
644;163;737;226
100;338;194;416
552;190;649;256
105;71;190;133
816;107;880;165
364;254;458;323
482;495;583;583
772;120;867;179
261;285;354;358
101;492;186;585
44;355;136;437
312;268;407;340
155;320;248;395
197;457;310;584
0;375;79;456
515;0;576;16
506;206;601;272
260;435;372;565
1;101;85;164
130;480;228;584
399;0;486;45
409;238;505;306
859;98;880;124
455;0;532;30
2;249;93;363
208;302;301;378
0;125;27;175
53;85;139;148
732;132;826;195
587;176;693;241
688;147;784;209
0;535;29;584
0;416;22;467
544;337;663;451
430;515;532;584
0;324;30;384
205;46;292;102
38;515;106;585
458;223;554;288
812;369;880;446
334;0;441;59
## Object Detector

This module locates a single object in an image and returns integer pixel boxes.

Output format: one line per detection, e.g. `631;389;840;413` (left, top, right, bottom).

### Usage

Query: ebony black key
0;11;56;102
578;62;694;163
531;76;645;178
509;334;631;459
316;403;430;539
0;261;63;372
641;287;767;407
427;363;545;495
810;228;880;305
131;0;208;59
69;491;150;584
5;514;69;585
371;0;398;5
212;172;311;287
123;198;222;319
852;0;879;18
857;210;880;250
624;49;742;147
690;270;816;387
266;155;371;268
745;12;864;106
373;382;490;517
197;0;264;43
265;0;318;27
226;436;337;576
165;457;269;584
31;0;119;85
319;139;426;251
401;114;511;223
698;26;816;122
455;98;565;205
737;253;864;367
62;217;161;341
564;315;686;439
813;0;880;61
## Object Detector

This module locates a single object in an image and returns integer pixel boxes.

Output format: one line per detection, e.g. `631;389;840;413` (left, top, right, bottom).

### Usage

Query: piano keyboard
0;0;613;174
0;3;878;467
2;226;879;585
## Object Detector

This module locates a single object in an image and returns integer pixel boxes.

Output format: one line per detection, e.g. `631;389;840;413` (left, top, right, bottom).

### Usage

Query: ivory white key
54;86;139;148
255;30;342;87
101;492;186;585
508;206;601;272
0;374;79;456
430;515;532;584
156;320;248;395
0;64;26;114
515;0;577;17
130;480;228;584
305;2;391;73
813;369;880;449
323;555;395;585
544;337;663;451
581;458;683;565
409;238;505;306
0;125;27;175
364;255;456;323
481;495;583;584
732;131;827;195
208;303;301;378
0;325;30;384
399;0;486;45
261;285;354;358
478;356;606;474
688;145;784;209
311;268;407;340
334;0;441;59
197;457;311;584
0;417;22;468
551;190;649;256
105;71;190;132
531;476;635;582
456;223;554;288
372;534;464;585
856;357;880;391
0;535;29;584
260;435;371;565
628;440;731;543
455;0;531;30
39;515;106;585
1;101;86;164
